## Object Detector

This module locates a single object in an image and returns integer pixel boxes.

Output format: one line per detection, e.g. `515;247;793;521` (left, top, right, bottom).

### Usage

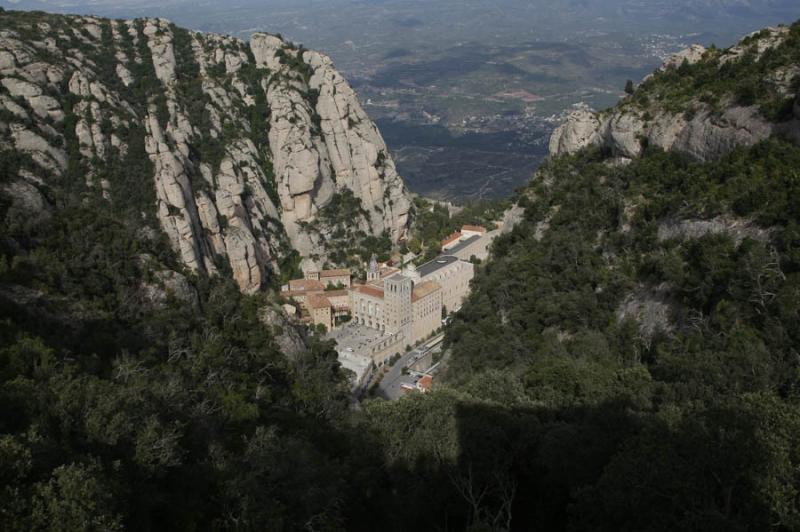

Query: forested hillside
0;9;386;531
0;145;362;529
432;21;800;531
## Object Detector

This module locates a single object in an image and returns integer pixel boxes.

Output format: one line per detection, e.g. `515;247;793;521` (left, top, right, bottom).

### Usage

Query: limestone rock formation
660;44;707;72
549;28;800;161
249;35;410;256
139;261;200;311
259;305;307;360
0;13;411;294
548;108;603;156
657;216;771;245
616;285;676;338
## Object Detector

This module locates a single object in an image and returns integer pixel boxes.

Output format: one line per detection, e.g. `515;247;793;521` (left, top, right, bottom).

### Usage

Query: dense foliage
430;137;800;530
0;135;366;530
408;196;511;263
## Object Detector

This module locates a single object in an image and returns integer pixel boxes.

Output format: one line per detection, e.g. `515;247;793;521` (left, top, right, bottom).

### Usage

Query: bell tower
367;254;380;282
384;274;413;336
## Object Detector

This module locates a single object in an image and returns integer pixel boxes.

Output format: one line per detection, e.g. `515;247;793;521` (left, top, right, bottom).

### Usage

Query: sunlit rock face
0;15;411;293
549;28;799;162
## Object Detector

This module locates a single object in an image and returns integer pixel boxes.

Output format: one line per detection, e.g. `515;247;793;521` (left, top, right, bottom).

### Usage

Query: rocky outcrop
617;284;676;338
550;102;789;162
2;177;48;214
549;27;800;161
671;106;776;160
0;13;411;294
260;305;307;360
719;26;790;66
657;216;771;245
660;44;707;72
139;261;199;311
250;35;410;256
500;204;525;235
548;108;603;156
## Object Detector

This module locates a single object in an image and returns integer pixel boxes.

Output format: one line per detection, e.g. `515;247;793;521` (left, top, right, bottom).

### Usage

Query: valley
5;0;798;200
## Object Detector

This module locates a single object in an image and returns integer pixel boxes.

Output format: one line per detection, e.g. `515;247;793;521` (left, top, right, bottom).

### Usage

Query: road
376;332;444;401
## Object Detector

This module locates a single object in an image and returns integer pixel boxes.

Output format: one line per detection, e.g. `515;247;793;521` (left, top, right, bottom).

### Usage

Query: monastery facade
279;225;498;383
281;253;475;363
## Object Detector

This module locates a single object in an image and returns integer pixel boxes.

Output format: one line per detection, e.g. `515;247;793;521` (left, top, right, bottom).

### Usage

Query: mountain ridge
0;10;411;293
550;22;800;161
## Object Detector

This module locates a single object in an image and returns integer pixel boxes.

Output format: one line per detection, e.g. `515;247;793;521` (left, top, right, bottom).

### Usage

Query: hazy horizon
4;0;798;200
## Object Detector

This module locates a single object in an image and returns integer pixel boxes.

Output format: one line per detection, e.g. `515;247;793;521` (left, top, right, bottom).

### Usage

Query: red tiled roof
319;268;351;278
306;293;332;310
352;284;385;299
324;290;349;298
461;224;487;233
417;374;433;391
288;279;325;292
412;281;441;302
441;231;462;247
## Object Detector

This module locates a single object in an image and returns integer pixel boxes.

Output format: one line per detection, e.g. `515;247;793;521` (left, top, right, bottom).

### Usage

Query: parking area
377;333;444;400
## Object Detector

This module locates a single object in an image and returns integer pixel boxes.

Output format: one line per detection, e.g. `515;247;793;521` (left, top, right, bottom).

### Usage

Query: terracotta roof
462;224;487;233
441;231;462;247
324;290;349;298
320;268;351;278
288;279;325;292
352;284;385;299
306;293;332;310
412;280;441;302
417;374;433;391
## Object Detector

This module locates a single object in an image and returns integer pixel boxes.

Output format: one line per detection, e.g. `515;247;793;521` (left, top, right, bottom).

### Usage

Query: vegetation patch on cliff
628;20;800;121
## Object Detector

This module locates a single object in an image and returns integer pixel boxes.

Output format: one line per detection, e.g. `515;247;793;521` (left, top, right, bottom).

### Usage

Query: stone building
306;293;333;331
350;284;387;331
282;252;470;356
440;224;497;262
414;255;474;313
411;281;443;345
305;268;352;288
350;269;442;346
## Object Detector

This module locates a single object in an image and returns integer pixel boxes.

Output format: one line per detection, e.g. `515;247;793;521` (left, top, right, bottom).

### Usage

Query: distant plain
6;0;800;200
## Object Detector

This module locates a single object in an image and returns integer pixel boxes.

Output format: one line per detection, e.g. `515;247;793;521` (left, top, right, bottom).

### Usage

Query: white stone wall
421;261;474;313
412;289;442;345
350;291;386;330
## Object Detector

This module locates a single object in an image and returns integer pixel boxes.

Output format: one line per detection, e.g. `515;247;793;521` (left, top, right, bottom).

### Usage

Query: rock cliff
0;11;411;293
550;25;800;161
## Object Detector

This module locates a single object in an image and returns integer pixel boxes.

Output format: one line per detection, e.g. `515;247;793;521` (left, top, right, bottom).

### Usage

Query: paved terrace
328;323;394;358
